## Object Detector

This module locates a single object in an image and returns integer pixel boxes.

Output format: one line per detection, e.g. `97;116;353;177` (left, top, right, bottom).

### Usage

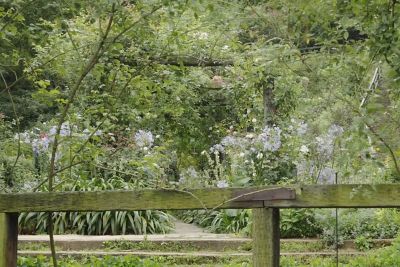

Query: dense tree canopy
1;0;400;190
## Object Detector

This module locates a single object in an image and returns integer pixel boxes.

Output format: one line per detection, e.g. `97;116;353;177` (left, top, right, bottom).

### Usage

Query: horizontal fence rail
0;184;400;212
2;184;400;267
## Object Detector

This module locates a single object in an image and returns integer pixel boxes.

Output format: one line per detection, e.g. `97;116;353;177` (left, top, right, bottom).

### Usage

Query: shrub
317;208;400;246
19;178;174;235
179;209;250;235
179;208;322;238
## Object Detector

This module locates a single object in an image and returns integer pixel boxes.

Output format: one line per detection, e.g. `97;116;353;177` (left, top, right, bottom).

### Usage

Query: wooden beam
0;187;266;212
119;56;233;67
262;184;400;208
252;208;280;267
0;184;400;212
0;213;18;267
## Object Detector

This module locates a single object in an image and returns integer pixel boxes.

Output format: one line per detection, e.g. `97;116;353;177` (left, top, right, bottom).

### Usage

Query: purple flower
256;126;282;152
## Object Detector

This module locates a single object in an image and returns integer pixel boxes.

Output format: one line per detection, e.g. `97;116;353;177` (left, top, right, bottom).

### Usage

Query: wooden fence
1;184;400;267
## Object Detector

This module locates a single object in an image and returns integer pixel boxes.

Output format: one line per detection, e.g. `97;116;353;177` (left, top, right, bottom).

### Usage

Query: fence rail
1;184;400;266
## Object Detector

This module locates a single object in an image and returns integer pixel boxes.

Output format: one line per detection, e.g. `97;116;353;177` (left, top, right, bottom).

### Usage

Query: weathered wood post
252;208;280;267
252;75;280;266
0;212;18;267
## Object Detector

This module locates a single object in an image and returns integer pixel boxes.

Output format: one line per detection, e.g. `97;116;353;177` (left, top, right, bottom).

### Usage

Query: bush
317;208;400;246
19;178;174;235
179;208;322;238
280;209;322;238
179;209;250;235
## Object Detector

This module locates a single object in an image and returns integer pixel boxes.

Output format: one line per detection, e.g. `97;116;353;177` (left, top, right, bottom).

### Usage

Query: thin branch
365;122;400;177
47;4;116;190
161;187;208;211
119;55;233;67
0;73;21;173
335;93;400;177
109;5;162;44
211;187;282;211
0;0;37;32
43;5;116;266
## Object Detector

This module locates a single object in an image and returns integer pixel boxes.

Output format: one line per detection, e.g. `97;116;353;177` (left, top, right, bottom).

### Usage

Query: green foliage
19;178;174;235
19;209;173;235
179;209;250;235
280;209;322;238
354;234;373;251
17;255;251;266
179;208;322;238
17;255;162;267
318;209;400;246
103;240;200;252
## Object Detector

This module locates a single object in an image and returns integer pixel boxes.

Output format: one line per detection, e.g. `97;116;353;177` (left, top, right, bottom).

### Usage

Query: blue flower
217;180;229;188
134;130;154;148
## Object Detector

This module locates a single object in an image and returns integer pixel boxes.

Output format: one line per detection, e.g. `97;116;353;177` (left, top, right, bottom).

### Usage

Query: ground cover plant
15;235;400;266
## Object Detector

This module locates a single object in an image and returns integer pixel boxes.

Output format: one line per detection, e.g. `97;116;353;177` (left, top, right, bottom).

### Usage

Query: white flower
194;31;209;40
49;122;72;137
245;133;255;139
40;135;50;150
186;167;199;179
256;126;281;152
31;134;51;154
60;122;71;136
256;152;263;159
134;130;154;148
217;180;229;188
316;136;333;156
296;161;316;178
221;136;237;146
300;145;309;154
221;136;249;150
82;129;91;139
252;118;257;123
315;125;343;159
297;121;308;135
239;152;245;157
210;144;224;153
49;126;57;136
328;124;344;137
15;132;30;143
317;167;336;184
178;176;185;184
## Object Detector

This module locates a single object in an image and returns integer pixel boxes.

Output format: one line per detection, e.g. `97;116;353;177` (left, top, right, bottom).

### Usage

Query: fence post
0;213;18;267
252;208;280;267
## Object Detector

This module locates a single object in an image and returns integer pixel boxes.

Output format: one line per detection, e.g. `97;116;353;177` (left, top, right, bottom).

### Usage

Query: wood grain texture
252;208;280;267
0;188;265;212
263;184;400;208
0;184;399;212
0;213;18;267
